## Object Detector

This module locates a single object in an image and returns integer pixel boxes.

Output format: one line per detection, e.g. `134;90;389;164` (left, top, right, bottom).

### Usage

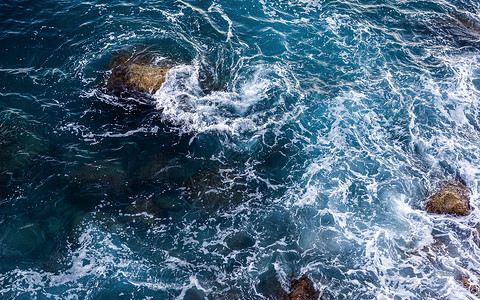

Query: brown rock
462;278;480;296
426;180;470;216
107;54;169;94
450;13;480;35
289;275;319;300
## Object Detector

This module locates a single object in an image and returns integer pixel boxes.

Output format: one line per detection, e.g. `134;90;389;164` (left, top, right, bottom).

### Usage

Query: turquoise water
1;0;480;299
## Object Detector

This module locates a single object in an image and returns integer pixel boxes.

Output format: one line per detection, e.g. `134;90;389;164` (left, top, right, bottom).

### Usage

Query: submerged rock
135;153;186;183
212;288;243;300
289;275;319;300
70;159;129;203
425;12;480;50
256;266;289;300
426;180;470;216
0;113;48;184
1;220;46;257
106;53;170;95
225;231;255;250
75;159;127;187
449;12;480;36
123;196;169;226
183;168;248;209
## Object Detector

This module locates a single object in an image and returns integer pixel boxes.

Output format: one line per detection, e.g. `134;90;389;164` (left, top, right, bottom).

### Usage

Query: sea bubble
153;61;299;135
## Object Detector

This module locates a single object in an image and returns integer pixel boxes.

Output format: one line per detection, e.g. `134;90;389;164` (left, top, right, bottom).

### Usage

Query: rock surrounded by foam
426;180;470;216
289;275;319;300
107;54;170;94
462;278;480;297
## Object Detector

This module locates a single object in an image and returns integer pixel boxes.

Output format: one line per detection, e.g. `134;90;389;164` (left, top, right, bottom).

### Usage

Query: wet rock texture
289;275;319;300
107;54;169;94
462;279;480;297
426;180;470;216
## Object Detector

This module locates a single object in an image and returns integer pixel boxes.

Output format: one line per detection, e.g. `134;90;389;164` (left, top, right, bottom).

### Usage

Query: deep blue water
1;0;480;299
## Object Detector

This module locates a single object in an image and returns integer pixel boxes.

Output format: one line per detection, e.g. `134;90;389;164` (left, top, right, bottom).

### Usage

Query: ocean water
1;0;480;299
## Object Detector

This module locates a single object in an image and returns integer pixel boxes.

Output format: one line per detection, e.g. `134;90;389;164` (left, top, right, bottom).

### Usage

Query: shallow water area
1;0;480;299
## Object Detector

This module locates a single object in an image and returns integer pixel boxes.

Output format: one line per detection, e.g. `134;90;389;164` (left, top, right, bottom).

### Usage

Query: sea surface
1;0;480;299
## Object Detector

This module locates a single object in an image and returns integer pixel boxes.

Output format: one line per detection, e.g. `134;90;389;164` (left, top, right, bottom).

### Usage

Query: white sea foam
208;3;234;42
0;216;166;298
285;35;480;294
153;61;300;135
